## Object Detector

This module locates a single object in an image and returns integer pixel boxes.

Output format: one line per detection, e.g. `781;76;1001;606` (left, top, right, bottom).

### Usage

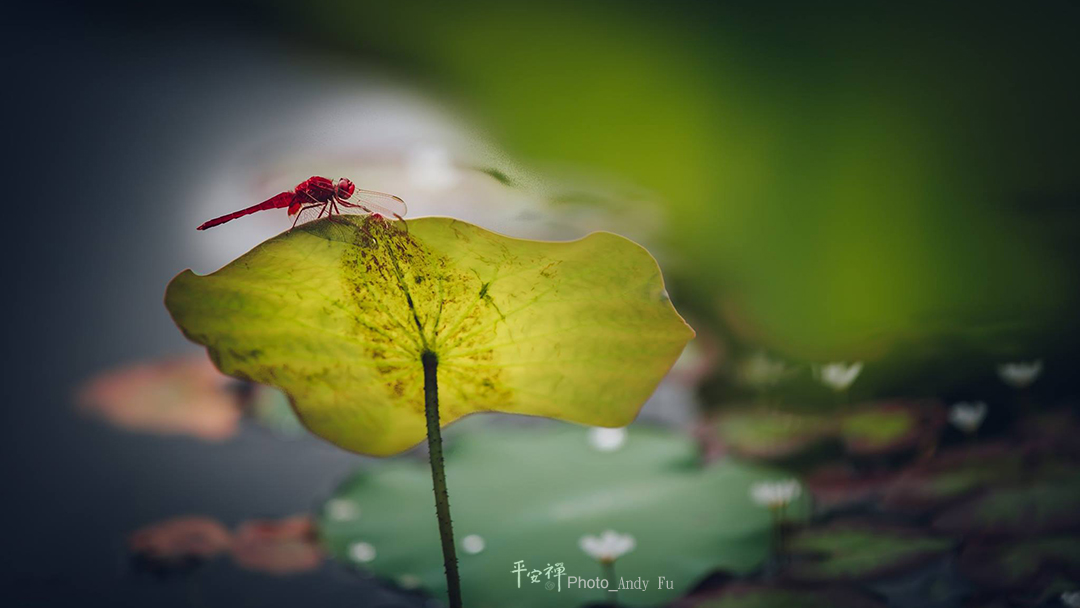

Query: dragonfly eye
337;178;356;199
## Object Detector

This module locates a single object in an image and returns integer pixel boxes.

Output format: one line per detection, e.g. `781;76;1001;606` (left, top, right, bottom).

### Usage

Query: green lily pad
803;465;898;511
716;401;941;462
318;424;809;608
716;409;835;459
166;217;693;456
933;471;1080;536
680;583;886;608
838;410;912;451
839;402;939;454
959;537;1080;591
786;523;952;582
882;445;1024;514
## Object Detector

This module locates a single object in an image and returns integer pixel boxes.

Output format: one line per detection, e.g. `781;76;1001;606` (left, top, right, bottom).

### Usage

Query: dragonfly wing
291;202;333;227
344;189;408;218
331;204;373;218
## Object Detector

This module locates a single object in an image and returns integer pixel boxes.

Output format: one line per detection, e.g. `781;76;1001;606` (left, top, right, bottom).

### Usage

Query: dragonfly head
335;178;356;200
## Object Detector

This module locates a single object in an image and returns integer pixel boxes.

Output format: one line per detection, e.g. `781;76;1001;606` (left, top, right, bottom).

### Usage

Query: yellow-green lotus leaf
165;217;693;455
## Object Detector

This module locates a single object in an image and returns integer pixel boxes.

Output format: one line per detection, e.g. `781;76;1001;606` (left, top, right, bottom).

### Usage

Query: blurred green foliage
267;0;1080;364
786;525;952;581
933;470;1080;535
689;585;885;608
960;537;1080;590
716;401;938;460
839;409;914;450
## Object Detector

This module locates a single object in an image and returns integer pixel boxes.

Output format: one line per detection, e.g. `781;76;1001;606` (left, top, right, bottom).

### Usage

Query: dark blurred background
3;1;1079;606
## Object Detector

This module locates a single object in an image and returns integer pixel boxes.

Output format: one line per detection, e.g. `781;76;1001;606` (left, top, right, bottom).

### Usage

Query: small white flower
1062;590;1080;607
997;360;1043;389
579;530;635;563
948;401;988;434
815;362;863;391
588;427;627;452
348;541;377;563
750;479;802;509
737;352;791;388
461;534;485;555
325;498;361;522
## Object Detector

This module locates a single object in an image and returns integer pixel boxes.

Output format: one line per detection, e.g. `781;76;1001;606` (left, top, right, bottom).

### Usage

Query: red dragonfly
197;176;407;230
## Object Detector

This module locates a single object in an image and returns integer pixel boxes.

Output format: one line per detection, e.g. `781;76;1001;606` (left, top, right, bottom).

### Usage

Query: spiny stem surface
423;351;462;608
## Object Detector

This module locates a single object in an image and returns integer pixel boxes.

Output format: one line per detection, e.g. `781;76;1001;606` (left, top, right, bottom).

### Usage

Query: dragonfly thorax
296;176;337;203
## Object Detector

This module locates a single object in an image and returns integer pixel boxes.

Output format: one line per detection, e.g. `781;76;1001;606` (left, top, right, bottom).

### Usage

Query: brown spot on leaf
337;218;513;413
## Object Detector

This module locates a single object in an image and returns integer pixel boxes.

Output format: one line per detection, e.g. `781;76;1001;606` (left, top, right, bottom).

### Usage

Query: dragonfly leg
291;204;323;230
326;201;350;226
